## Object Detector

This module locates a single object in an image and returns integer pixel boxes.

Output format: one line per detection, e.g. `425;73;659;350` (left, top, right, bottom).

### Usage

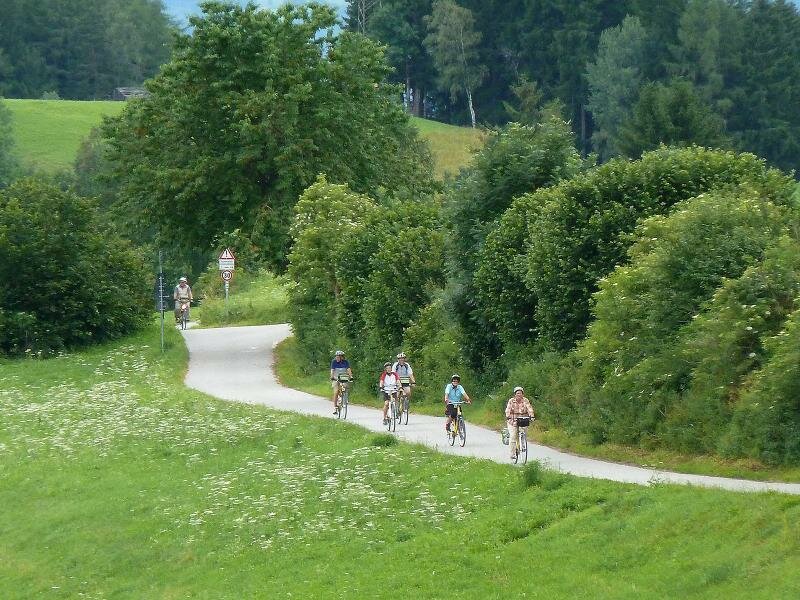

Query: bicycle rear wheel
458;416;466;447
521;430;528;464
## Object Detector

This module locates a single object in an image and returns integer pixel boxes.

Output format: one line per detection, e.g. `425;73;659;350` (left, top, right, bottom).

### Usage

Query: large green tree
617;79;729;158
586;15;648;161
424;0;486;128
103;2;434;269
0;0;174;99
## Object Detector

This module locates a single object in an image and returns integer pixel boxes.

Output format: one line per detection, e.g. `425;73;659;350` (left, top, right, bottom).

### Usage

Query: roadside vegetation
1;324;799;598
193;269;289;328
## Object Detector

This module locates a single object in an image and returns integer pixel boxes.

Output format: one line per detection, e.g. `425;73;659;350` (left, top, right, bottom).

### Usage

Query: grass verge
1;324;799;598
194;270;289;328
275;336;800;484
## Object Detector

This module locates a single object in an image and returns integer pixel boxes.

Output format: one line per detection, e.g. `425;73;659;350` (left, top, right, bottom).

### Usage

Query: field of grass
5;99;481;178
5;99;123;172
1;325;800;598
411;116;484;179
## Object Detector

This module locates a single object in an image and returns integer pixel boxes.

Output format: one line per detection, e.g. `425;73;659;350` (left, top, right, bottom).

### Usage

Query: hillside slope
6;99;480;178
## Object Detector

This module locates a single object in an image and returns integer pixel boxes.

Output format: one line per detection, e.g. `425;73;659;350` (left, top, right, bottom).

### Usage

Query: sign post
218;248;235;306
153;250;170;353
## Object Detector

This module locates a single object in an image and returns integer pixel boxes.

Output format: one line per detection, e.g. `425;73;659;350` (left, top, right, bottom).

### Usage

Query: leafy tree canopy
103;2;434;269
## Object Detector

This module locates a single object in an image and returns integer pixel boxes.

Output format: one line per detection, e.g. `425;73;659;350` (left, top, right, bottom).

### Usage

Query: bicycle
384;389;399;432
511;416;532;464
178;300;190;330
447;403;466;447
334;376;351;420
398;379;413;425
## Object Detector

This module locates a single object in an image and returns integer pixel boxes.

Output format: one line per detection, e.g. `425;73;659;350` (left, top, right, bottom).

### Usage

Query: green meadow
5;99;123;172
5;99;479;178
2;324;797;598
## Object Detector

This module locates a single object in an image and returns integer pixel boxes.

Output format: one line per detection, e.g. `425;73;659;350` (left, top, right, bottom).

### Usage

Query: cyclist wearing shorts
379;362;401;425
330;350;353;414
443;374;471;432
392;352;415;400
505;386;534;460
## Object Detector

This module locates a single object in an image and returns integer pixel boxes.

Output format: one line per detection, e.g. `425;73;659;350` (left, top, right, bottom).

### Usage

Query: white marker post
218;248;235;305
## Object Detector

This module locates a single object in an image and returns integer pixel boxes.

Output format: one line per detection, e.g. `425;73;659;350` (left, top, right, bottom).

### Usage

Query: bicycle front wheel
520;430;528;464
448;421;456;446
390;401;397;432
341;390;348;420
458;416;466;447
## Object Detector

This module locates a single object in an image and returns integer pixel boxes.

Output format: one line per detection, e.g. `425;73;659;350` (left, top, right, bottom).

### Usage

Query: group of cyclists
329;349;536;461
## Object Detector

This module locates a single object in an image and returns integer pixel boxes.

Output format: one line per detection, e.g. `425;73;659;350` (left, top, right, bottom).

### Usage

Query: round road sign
221;269;233;282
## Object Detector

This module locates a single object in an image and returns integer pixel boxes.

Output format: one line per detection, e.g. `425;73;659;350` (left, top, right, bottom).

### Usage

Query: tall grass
0;324;799;598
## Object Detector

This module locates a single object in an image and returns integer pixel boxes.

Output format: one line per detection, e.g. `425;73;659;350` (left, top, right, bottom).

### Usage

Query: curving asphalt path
182;323;800;495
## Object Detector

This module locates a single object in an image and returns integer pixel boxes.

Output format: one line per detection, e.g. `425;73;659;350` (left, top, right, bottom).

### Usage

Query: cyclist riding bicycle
443;374;471;432
379;361;401;425
505;386;534;460
173;276;193;324
392;351;415;400
330;350;353;414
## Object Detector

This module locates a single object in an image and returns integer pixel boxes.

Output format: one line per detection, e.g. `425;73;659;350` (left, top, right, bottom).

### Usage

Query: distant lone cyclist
174;276;193;323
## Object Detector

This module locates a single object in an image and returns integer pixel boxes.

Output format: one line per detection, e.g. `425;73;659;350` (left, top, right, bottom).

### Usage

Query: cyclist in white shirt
392;351;415;401
379;361;401;425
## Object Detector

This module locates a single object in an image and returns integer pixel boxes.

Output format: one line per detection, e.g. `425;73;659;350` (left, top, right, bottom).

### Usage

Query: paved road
182;324;800;495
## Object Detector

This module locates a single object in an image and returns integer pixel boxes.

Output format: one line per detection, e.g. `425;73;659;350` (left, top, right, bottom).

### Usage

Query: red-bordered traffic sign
218;247;235;271
221;269;233;282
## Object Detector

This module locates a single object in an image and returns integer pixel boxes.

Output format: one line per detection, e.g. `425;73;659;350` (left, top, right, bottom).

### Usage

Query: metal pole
159;250;164;353
224;281;229;304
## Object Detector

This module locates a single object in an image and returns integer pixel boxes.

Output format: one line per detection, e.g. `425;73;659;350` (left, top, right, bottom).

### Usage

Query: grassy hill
5;99;481;178
5;99;123;172
1;325;799;598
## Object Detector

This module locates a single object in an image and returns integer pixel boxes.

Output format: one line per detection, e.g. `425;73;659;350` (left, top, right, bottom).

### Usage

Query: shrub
574;188;794;447
287;177;377;369
0;178;150;355
524;146;794;351
725;307;800;465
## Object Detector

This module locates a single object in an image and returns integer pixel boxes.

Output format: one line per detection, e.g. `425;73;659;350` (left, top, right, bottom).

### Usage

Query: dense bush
442;118;585;366
524;146;794;351
726;306;800;465
0;178;150;355
574;189;794;447
287;177;377;367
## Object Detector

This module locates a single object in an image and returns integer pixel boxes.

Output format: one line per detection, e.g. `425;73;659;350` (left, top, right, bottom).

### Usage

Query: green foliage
288;177;378;368
618;79;729;158
424;0;486;127
727;306;800;465
0;178;150;355
445;118;584;365
575;190;795;448
103;2;434;269
360;205;444;364
0;0;174;99
586;15;648;161
0;98;17;187
525;146;793;351
400;298;467;404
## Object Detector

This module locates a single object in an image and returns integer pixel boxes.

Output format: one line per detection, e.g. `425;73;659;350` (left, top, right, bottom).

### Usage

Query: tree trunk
413;86;422;117
405;60;412;113
467;87;477;128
